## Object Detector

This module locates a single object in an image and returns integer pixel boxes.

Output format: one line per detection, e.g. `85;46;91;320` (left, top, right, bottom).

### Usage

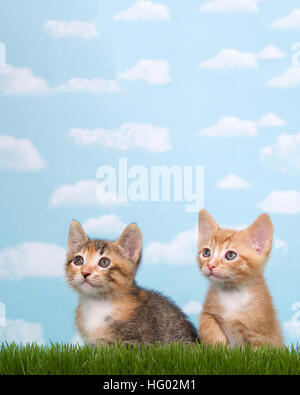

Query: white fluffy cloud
256;45;286;60
199;0;264;13
1;319;45;345
68;123;172;153
50;180;99;207
183;301;202;315
83;214;126;236
0;65;120;96
57;78;121;94
260;131;300;172
199;113;285;137
0;135;45;172
199;46;285;70
144;226;197;264
256;113;286;128
50;180;124;207
45;20;99;39
0;65;51;95
258;190;300;215
199;49;258;70
267;67;300;88
114;1;170;21
199;117;257;137
216;174;253;190
284;302;300;339
271;9;300;31
118;59;171;85
0;242;65;279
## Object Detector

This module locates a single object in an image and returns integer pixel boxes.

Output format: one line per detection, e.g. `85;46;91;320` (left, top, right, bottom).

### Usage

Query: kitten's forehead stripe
223;234;235;244
94;240;109;255
81;240;110;257
206;230;239;249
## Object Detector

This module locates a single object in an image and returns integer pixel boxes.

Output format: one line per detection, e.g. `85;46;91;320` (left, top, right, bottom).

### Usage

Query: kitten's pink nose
207;262;217;272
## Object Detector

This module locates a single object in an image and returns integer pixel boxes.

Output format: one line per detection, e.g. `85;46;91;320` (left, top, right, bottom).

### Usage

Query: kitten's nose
82;270;92;279
207;262;217;272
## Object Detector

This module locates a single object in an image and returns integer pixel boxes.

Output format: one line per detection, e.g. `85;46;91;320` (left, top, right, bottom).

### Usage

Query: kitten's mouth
80;280;108;293
206;269;218;278
81;279;94;287
208;272;226;281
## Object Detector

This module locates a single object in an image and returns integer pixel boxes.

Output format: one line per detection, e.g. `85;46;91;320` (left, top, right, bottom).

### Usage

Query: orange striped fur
197;210;283;348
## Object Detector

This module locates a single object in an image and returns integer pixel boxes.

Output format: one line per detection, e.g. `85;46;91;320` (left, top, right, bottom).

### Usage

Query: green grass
0;342;299;375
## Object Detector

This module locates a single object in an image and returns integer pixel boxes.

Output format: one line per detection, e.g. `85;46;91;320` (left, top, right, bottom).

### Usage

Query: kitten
66;220;198;346
197;210;283;348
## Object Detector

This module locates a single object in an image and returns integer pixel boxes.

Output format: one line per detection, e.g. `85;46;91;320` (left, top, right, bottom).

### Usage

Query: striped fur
66;221;198;346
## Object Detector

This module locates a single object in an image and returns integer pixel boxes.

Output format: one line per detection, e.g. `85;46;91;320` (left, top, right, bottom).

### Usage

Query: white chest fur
80;298;114;335
217;288;252;319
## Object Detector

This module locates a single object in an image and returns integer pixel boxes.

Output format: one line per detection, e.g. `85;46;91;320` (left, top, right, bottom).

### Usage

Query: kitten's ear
68;220;88;257
116;224;142;265
198;210;219;246
245;214;273;255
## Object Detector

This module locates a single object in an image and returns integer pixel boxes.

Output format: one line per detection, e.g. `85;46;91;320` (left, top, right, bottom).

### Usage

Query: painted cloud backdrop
0;0;299;345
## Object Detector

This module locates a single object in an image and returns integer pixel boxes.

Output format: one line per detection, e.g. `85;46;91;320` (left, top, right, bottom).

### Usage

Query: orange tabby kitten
197;210;283;348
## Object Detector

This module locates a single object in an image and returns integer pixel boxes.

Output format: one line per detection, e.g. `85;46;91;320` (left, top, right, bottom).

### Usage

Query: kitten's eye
202;248;211;258
225;251;237;261
99;257;111;268
73;256;84;266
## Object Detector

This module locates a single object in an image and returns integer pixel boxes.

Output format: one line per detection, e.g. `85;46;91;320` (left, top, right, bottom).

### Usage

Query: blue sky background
0;0;300;346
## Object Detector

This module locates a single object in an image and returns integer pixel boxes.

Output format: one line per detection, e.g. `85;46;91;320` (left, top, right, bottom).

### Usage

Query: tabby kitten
66;220;198;346
197;210;283;348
